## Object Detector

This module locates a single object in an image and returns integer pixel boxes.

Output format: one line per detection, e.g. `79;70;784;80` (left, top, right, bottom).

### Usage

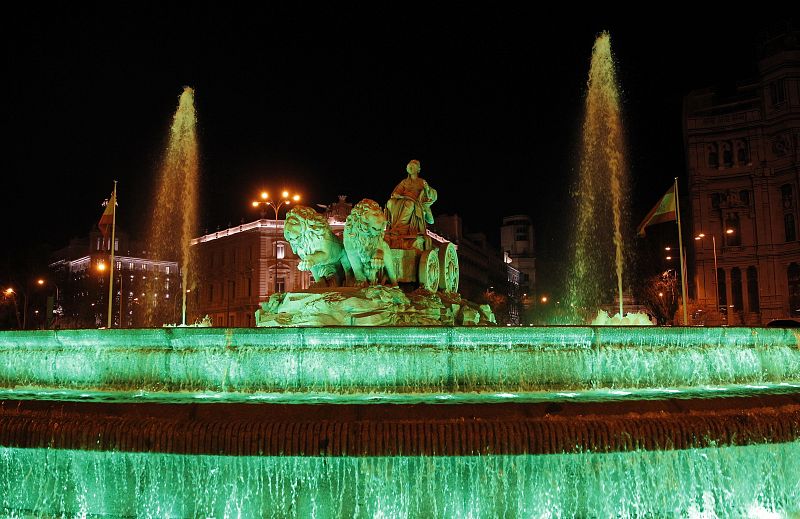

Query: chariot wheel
438;243;459;293
418;249;440;292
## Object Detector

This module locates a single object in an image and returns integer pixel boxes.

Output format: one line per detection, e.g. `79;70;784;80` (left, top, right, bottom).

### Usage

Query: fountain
0;40;799;517
569;32;631;321
146;86;199;326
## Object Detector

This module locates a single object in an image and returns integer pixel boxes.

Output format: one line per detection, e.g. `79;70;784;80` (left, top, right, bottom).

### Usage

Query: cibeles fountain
0;34;799;517
255;159;494;327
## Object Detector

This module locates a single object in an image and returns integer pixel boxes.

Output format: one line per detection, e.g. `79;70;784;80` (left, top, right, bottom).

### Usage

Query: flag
98;190;116;237
637;185;676;236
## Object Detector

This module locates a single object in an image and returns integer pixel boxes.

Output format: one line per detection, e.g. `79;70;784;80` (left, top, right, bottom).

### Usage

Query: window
781;184;793;208
785;214;796;242
717;268;727;311
247;277;252;297
97;238;102;251
789;263;800;317
770;80;786;106
722;141;733;168
731;268;743;311
116;262;121;270
707;143;719;168
275;277;285;293
114;238;119;252
711;193;721;210
747;266;759;313
276;242;285;259
739;190;750;206
725;214;741;246
129;262;133;270
166;266;170;275
736;142;749;165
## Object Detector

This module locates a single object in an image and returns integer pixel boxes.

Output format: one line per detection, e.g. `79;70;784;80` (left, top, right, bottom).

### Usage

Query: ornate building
50;230;180;328
685;30;800;324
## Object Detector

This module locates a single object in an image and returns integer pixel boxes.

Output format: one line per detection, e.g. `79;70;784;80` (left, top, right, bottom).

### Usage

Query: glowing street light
252;189;302;295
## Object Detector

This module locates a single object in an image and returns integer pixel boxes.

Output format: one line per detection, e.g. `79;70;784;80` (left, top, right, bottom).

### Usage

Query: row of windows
717;266;759;313
207;243;287;269
709;185;797;244
707;140;749;168
205;277;256;303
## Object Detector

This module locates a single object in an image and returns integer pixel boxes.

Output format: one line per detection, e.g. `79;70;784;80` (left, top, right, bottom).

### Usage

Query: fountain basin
0;327;798;401
1;326;798;516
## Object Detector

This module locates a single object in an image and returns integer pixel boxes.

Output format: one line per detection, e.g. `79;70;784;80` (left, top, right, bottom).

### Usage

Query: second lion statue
343;199;398;286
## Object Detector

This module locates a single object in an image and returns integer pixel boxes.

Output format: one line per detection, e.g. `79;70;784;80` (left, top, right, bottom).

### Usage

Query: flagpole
107;181;117;329
674;177;689;326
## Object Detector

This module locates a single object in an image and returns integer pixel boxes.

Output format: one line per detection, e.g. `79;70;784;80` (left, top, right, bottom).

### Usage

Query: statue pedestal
255;286;495;327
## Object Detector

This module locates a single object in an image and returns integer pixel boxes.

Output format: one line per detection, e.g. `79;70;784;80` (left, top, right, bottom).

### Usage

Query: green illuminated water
1;442;797;517
0;327;798;400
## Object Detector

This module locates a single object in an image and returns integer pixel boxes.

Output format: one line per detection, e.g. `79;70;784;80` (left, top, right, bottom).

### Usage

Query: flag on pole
98;191;116;237
637;185;676;236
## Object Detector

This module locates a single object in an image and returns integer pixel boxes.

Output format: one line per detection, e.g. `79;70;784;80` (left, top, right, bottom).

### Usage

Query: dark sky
3;4;793;293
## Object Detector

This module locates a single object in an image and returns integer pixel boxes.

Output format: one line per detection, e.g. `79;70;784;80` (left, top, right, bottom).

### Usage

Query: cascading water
146;87;199;326
569;32;629;318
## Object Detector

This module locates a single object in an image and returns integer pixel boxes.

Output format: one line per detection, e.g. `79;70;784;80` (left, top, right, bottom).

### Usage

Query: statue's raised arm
385;159;437;250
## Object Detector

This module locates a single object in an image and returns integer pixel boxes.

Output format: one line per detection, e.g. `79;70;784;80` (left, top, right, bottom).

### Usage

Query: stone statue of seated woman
385;159;437;250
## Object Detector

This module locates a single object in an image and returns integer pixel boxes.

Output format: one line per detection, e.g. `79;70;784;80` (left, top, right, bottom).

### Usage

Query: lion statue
343;199;397;286
284;206;352;287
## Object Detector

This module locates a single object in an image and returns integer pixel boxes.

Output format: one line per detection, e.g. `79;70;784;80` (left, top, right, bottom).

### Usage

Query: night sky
4;5;793;295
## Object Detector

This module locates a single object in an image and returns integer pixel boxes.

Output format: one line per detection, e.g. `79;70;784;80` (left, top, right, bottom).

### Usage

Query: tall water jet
569;32;629;317
146;87;199;326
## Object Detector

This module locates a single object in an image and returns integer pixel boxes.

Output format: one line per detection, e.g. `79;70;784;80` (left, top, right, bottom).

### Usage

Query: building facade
433;214;524;324
500;215;536;308
190;219;321;327
685;31;800;324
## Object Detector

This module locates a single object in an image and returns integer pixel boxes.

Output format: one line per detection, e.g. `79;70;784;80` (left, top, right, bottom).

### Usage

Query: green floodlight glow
0;327;798;401
0;442;797;517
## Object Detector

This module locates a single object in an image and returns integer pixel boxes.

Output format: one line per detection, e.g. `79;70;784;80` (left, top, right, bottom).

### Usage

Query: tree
640;270;678;325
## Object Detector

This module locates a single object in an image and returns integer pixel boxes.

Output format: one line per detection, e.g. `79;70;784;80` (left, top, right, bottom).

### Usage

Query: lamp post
252;190;301;296
35;278;61;329
695;228;734;320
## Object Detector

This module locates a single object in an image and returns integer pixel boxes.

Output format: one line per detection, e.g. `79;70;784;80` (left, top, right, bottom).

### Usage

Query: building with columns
685;30;800;324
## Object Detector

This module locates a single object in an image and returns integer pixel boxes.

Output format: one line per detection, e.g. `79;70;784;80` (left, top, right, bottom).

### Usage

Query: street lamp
695;228;735;320
3;288;21;329
252;190;301;295
36;278;61;329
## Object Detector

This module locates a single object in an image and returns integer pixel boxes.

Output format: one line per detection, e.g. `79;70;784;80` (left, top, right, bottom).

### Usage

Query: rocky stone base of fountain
255;286;496;327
